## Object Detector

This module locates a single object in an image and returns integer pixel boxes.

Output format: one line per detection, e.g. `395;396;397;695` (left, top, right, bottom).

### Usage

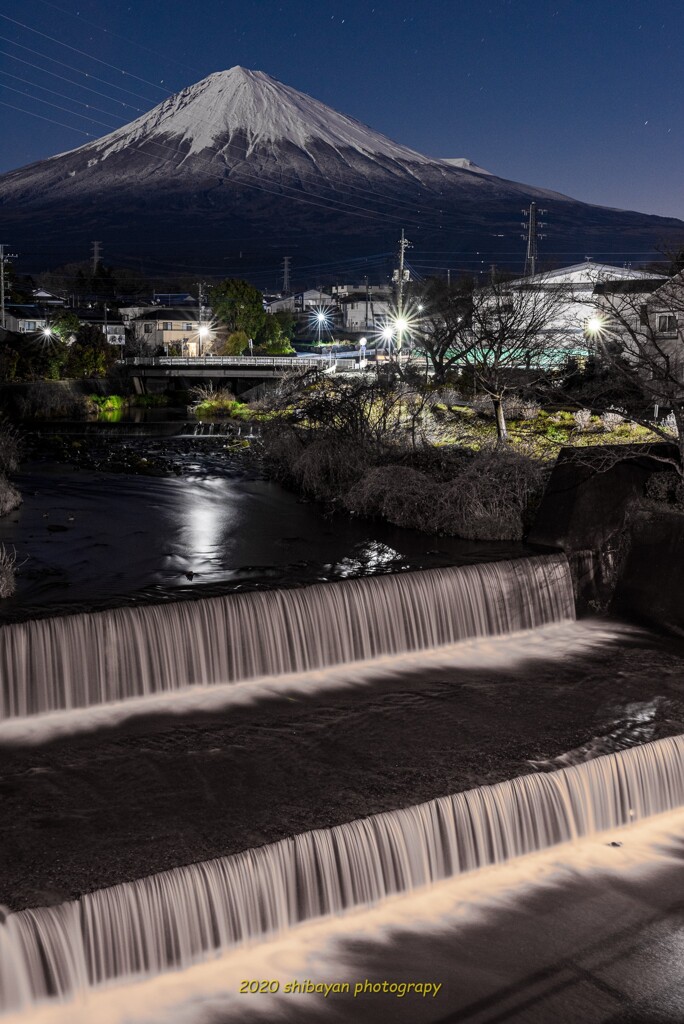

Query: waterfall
2;733;683;1012
0;555;573;719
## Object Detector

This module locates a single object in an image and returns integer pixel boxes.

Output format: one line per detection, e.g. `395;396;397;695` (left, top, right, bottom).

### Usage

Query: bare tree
583;274;684;477
462;275;571;441
413;278;476;383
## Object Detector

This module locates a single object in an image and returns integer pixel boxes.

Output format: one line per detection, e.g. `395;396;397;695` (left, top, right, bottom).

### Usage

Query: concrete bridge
121;354;345;392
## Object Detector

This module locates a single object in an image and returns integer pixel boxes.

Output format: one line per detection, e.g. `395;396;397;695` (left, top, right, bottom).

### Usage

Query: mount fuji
1;66;682;277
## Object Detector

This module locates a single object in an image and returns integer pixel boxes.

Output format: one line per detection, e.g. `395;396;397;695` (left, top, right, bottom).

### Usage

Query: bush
345;465;442;530
643;470;684;509
601;407;626;432
0;419;21;474
0;475;21;517
573;408;592;431
504;396;540;420
662;412;679;438
0;544;18;597
344;449;546;541
292;434;368;501
440;448;547;540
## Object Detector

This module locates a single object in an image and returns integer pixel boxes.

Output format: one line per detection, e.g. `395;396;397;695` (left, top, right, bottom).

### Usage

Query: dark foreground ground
1;629;683;911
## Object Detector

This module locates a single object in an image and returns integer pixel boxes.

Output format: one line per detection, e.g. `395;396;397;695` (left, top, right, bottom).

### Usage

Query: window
23;321;36;331
184;323;193;331
162;322;173;331
144;323;153;334
657;314;677;334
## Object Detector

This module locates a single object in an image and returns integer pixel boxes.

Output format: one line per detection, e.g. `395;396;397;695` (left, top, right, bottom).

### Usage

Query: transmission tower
282;256;291;295
91;240;102;274
521;203;547;277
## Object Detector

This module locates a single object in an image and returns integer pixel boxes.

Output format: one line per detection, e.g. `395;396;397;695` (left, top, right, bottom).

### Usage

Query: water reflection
0;470;528;620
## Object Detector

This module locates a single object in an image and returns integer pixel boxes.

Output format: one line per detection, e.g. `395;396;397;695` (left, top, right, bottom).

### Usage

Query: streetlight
198;325;210;357
359;336;367;368
308;305;334;346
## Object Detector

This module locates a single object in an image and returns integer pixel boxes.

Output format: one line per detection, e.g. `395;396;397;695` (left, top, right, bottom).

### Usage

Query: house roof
511;261;668;287
131;308;200;321
593;279;666;295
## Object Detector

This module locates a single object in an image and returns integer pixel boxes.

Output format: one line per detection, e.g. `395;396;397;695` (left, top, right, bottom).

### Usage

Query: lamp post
198;325;210;357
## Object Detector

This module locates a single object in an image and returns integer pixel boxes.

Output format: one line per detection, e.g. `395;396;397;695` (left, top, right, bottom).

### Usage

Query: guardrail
123;356;324;369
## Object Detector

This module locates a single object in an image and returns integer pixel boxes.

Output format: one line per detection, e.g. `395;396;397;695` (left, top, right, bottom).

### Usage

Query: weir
0;554;573;719
1;733;683;1012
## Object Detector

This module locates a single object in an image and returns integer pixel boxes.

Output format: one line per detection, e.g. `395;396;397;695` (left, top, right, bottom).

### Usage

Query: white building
505;262;668;353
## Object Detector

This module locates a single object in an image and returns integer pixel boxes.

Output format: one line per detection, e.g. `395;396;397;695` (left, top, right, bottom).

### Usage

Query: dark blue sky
1;0;683;218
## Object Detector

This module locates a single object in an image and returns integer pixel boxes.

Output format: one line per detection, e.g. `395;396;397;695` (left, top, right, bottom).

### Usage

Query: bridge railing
122;356;324;369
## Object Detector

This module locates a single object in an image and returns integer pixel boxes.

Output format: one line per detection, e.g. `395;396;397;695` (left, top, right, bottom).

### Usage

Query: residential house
3;305;48;334
76;308;126;347
128;308;210;355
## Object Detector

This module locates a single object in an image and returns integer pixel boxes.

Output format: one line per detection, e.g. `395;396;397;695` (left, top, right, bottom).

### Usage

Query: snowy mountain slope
1;66;682;273
440;158;493;175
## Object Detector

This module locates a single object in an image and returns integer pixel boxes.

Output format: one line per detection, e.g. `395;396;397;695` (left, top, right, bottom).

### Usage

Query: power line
0;70;132;120
0;34;162;104
2;84;122;130
29;0;204;76
0;99;95;137
0;49;146;111
0;13;171;94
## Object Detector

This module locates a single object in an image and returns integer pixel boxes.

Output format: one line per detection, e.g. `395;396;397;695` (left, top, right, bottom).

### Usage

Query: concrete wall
529;443;681;617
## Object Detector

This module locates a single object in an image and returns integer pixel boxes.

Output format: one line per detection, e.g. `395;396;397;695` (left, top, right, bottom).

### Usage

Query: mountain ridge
1;66;682;275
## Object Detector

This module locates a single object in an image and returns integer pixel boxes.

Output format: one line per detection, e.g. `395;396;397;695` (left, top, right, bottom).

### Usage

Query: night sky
1;0;683;218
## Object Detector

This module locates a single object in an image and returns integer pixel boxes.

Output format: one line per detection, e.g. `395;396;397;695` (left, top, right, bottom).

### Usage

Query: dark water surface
0;462;526;621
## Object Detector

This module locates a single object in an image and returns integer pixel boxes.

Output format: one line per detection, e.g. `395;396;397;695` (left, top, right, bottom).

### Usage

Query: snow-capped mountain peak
85;65;433;165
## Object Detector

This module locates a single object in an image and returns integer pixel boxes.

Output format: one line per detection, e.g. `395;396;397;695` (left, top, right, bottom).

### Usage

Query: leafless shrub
439;448;547;540
14;385;91;419
189;383;236;404
643;470;684;509
345;465;442;530
470;394;495;417
291;434;368;501
0;474;21;517
573;408;593;431
0;544;19;598
601;407;626;432
429;388;463;409
504;396;540;420
662;412;679;438
345;448;546;541
0;419;21;474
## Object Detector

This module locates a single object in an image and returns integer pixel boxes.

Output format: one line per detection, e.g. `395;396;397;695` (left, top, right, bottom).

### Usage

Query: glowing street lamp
584;314;606;338
196;323;212;357
308;305;334;346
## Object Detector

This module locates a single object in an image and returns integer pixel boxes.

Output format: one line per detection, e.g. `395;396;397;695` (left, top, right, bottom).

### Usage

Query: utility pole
392;229;411;355
521;203;547;277
91;241;102;275
282;256;291;295
0;245;17;330
197;281;206;355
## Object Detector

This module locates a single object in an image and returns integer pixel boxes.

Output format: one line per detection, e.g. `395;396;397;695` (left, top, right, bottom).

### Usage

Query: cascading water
0;554;574;719
2;733;683;1013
